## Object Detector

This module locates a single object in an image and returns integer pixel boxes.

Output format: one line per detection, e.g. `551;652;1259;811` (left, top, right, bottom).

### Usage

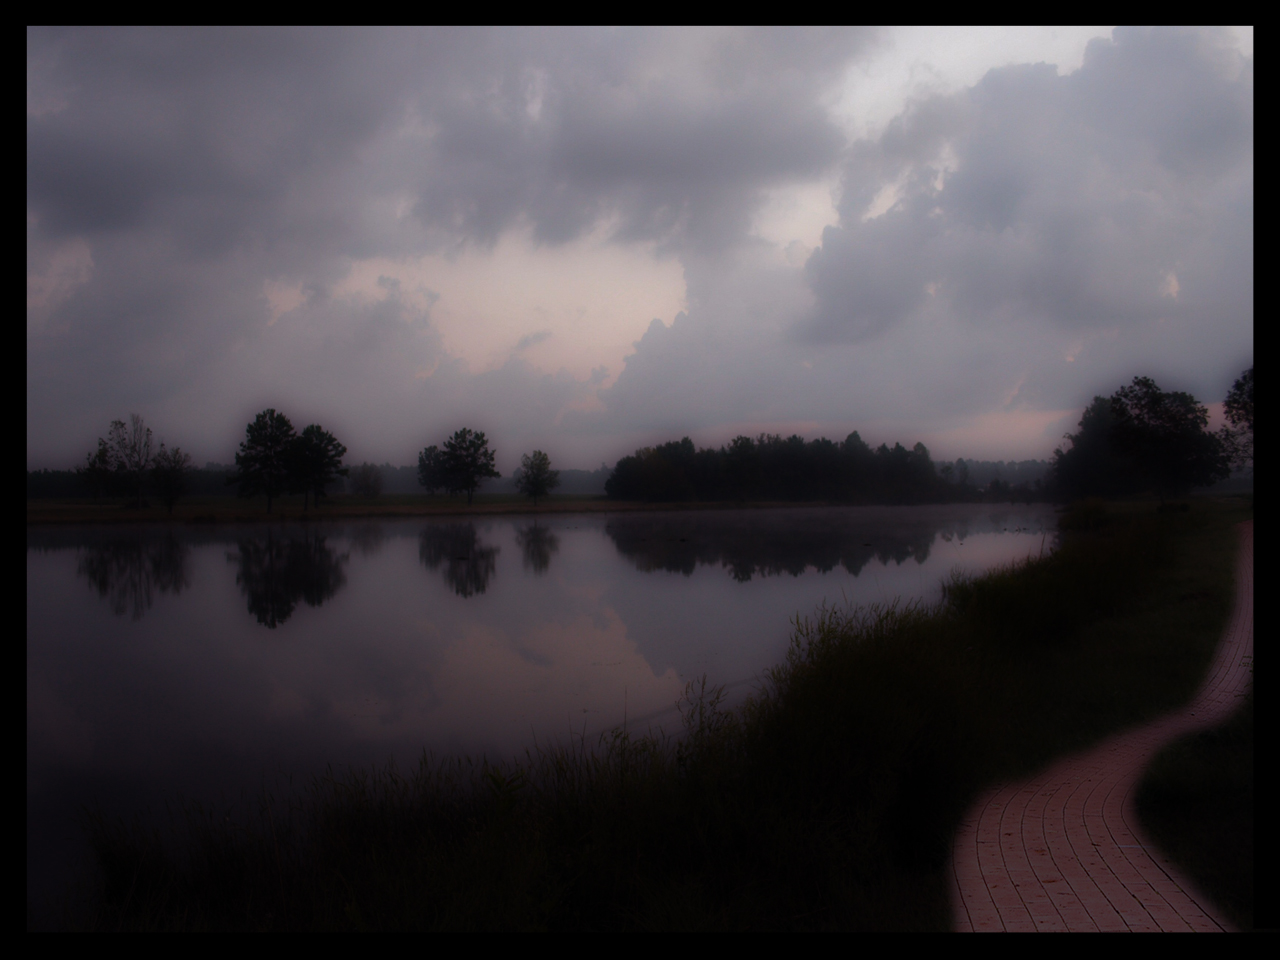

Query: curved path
949;520;1252;932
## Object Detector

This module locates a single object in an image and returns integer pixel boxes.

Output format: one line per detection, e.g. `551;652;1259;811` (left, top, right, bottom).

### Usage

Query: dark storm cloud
28;27;869;253
27;26;874;467
27;27;1252;470
804;27;1252;343
402;28;867;251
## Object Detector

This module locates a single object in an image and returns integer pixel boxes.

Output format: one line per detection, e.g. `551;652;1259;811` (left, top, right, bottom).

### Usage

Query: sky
27;27;1253;472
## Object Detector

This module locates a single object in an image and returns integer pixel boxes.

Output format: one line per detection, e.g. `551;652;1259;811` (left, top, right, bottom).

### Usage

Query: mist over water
28;504;1055;919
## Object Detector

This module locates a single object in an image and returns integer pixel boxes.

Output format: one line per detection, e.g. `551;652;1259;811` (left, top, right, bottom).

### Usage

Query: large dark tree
290;425;348;511
110;414;153;506
77;438;119;502
514;450;560;506
231;409;296;513
1050;397;1130;499
441;429;501;505
723;435;760;500
151;444;193;515
1110;377;1231;497
1223;366;1253;468
417;444;446;494
349;463;383;498
1051;377;1231;500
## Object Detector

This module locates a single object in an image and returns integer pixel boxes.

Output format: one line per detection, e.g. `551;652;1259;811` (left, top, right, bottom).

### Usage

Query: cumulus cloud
804;27;1252;345
26;27;1252;469
598;27;1252;458
26;26;874;467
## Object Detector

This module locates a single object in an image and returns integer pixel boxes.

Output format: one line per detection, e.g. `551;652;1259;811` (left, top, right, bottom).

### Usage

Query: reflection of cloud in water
327;608;683;750
932;530;1053;576
346;522;387;557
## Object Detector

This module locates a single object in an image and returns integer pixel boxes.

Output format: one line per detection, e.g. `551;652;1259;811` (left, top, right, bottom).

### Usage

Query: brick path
949;520;1253;932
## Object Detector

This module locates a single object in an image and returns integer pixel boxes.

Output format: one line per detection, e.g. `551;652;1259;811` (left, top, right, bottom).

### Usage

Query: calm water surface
27;503;1056;917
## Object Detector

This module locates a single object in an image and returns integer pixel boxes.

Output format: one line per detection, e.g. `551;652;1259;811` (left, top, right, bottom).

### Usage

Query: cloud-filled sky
27;26;1253;472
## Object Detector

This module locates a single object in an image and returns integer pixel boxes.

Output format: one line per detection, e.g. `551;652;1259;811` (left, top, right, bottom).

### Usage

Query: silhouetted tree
1051;377;1231;499
1050;397;1133;499
514;450;560;505
77;438;119;502
1110;377;1230;498
349;462;382;498
442;429;501;505
417;445;446;494
291;425;348;511
841;432;876;501
110;415;154;506
1223;366;1253;468
612;439;695;502
231;409;296;513
723;435;760;500
151;444;193;515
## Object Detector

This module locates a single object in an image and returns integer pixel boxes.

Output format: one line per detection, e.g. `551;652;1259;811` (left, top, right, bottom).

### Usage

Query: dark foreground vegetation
1136;688;1254;931
67;498;1249;931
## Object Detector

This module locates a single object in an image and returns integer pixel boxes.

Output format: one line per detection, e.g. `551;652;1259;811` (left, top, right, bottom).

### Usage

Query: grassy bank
74;499;1248;930
1135;688;1254;930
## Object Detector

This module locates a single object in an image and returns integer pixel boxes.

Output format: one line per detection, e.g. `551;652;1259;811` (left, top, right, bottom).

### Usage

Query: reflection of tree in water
418;524;499;597
227;531;349;628
604;515;950;582
347;522;386;558
607;510;1053;582
76;534;191;620
515;523;559;575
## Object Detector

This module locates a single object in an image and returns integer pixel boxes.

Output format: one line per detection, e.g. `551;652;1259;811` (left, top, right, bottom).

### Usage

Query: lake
27;502;1057;921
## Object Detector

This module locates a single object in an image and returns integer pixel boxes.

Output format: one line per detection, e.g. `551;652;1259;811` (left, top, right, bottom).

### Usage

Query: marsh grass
75;500;1247;930
1135;689;1253;930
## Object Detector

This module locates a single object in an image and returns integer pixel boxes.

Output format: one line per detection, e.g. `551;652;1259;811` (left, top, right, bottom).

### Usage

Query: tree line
41;367;1252;510
603;369;1252;505
604;433;1003;504
57;410;563;513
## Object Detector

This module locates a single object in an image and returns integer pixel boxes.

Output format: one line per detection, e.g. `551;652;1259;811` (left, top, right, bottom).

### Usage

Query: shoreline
25;495;1060;527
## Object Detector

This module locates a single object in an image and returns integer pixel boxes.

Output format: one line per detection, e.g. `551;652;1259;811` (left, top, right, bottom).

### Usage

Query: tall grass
1136;689;1253;930
76;500;1245;930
